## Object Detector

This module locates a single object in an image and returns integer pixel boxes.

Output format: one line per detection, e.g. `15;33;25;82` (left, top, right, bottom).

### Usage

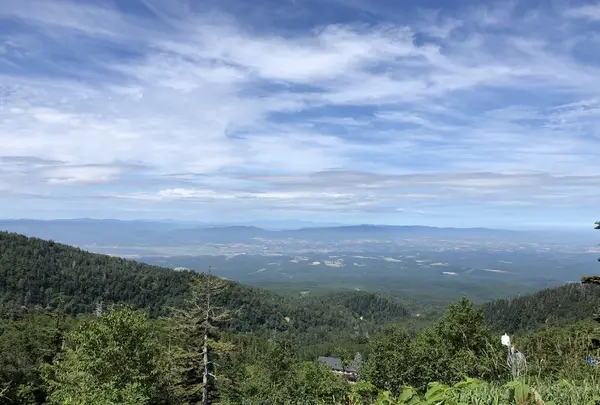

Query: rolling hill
483;281;600;333
0;231;410;344
3;229;599;341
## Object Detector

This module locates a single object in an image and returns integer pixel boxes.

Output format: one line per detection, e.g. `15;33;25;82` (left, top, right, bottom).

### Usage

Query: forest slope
0;231;409;344
483;281;600;333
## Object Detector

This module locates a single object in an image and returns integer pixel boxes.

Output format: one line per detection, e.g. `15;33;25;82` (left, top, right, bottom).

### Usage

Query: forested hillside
480;222;600;334
2;227;600;404
0;231;410;345
0;231;195;315
483;282;600;333
4;296;600;404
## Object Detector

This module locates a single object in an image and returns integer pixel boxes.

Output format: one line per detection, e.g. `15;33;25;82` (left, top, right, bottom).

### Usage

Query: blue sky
1;0;600;229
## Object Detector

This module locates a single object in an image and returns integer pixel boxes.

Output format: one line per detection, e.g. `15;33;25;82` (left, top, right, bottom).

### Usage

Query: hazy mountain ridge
2;220;596;302
0;218;570;249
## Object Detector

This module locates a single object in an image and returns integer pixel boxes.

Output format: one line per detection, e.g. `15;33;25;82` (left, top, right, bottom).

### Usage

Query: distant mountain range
0;219;525;247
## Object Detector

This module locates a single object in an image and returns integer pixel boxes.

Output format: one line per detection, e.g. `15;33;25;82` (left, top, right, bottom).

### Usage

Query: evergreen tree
0;309;72;404
170;273;234;405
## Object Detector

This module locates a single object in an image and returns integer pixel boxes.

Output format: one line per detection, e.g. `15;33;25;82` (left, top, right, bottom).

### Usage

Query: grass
346;377;600;405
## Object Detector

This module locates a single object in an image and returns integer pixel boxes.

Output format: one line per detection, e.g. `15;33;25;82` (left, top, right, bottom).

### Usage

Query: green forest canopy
0;231;412;345
2;225;600;404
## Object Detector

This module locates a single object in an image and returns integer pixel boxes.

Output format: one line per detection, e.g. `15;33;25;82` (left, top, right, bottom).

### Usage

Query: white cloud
107;171;600;218
120;188;237;201
1;0;600;224
43;165;127;185
567;3;600;20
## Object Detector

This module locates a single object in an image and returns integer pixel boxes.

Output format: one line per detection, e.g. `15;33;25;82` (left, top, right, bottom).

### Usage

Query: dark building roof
318;356;360;373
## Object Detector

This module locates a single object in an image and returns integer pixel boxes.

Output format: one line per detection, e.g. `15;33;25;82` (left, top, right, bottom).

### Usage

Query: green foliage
0;385;8;400
362;298;504;392
0;231;408;347
483;282;600;333
5;229;600;404
435;298;490;353
483;221;600;333
349;378;600;405
351;378;489;405
404;378;488;405
42;306;167;405
360;326;414;396
292;361;350;403
310;291;409;324
0;310;74;404
514;320;600;381
169;274;234;404
220;338;349;404
422;297;504;384
229;337;299;403
2;292;600;404
222;287;410;347
0;231;193;316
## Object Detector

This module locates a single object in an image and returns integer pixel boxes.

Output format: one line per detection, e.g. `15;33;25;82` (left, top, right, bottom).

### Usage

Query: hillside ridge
483;281;600;333
0;231;409;344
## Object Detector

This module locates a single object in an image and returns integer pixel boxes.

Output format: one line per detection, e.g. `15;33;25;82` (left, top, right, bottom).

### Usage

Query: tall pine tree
170;272;234;405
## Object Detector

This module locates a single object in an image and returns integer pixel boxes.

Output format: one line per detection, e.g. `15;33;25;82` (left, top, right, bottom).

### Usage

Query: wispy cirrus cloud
1;0;600;227
567;3;600;20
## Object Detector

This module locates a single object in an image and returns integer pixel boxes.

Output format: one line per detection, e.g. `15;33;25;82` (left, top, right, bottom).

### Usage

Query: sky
1;0;600;229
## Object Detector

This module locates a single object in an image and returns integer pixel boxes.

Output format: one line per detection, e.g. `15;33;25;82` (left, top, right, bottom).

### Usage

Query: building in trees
318;353;362;382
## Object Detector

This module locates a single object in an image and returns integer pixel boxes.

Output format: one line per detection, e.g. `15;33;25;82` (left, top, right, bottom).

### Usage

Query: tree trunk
202;330;209;405
202;275;211;405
